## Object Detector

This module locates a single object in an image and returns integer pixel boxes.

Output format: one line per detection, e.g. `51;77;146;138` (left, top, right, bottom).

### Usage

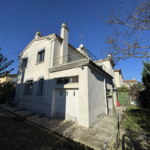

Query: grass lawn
121;105;150;133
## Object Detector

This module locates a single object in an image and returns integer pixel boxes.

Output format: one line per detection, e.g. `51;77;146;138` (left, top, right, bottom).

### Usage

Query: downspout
104;75;108;115
44;39;53;116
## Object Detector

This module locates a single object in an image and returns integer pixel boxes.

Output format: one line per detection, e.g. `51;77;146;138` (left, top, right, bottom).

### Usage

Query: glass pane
64;78;69;84
72;77;78;83
56;79;63;84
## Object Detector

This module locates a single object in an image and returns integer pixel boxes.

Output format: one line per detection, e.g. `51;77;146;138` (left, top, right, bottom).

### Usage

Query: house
16;23;117;128
123;78;137;88
0;74;17;84
114;69;124;88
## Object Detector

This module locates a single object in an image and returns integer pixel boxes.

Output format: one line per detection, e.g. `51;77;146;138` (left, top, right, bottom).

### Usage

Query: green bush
0;82;16;101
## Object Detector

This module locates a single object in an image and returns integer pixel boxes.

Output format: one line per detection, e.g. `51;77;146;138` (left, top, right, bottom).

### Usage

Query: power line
3;39;48;57
4;50;22;56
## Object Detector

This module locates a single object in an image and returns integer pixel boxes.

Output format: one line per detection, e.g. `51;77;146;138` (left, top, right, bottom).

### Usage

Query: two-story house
16;23;116;128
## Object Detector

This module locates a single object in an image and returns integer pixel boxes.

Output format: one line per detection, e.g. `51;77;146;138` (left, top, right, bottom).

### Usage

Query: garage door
54;89;79;123
66;89;79;122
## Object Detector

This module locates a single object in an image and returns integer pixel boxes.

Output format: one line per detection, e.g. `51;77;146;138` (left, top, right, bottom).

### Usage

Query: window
55;77;78;84
25;80;33;93
74;91;75;96
22;58;28;68
72;77;78;83
67;91;68;96
38;79;44;93
60;91;62;95
56;78;63;84
37;50;45;63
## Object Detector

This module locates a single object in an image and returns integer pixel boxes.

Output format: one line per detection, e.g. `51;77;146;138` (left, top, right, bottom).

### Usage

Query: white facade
16;23;116;128
114;69;124;88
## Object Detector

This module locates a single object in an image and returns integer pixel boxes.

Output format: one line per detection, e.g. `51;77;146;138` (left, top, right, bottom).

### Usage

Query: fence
106;92;130;149
117;92;130;106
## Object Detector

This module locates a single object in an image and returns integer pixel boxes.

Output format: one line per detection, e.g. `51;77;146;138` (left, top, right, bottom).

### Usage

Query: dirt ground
0;108;90;150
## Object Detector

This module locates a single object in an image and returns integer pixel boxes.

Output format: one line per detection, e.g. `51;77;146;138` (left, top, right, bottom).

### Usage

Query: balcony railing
53;49;111;75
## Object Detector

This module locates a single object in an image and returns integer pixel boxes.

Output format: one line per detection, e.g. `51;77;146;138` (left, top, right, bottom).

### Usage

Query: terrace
49;49;111;76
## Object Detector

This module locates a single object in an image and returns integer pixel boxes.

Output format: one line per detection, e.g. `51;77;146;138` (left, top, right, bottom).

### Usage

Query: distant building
123;78;137;88
114;69;124;88
0;74;17;84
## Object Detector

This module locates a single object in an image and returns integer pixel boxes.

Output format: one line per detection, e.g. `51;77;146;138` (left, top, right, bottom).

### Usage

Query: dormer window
22;58;28;68
37;50;45;63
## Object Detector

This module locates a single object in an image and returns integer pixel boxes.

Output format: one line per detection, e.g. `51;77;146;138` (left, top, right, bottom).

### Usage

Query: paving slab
14;110;34;117
1;104;125;150
0;104;22;112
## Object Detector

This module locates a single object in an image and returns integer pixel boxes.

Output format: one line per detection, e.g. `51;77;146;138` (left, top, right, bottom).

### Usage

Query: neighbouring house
16;23;117;128
0;74;17;85
123;78;137;88
114;69;124;88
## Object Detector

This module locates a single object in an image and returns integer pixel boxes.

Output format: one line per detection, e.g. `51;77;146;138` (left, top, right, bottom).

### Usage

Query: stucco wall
17;39;53;116
119;72;123;87
49;66;89;127
88;67;105;127
114;71;120;87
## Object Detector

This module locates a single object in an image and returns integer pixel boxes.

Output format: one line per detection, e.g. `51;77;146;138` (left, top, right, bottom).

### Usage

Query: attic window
22;58;28;68
37;50;45;63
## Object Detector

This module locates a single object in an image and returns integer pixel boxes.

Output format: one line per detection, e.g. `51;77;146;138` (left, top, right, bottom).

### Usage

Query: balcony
50;49;111;76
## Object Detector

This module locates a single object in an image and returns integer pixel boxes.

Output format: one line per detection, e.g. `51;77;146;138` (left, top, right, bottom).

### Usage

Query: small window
72;77;78;83
22;58;28;68
74;91;75;96
64;78;69;84
25;80;33;93
38;79;44;93
56;78;63;84
60;91;62;95
37;50;45;63
67;91;68;96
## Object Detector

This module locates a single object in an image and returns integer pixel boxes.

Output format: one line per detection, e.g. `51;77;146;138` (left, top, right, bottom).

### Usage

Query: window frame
22;58;28;68
37;50;45;63
37;78;44;94
24;80;33;94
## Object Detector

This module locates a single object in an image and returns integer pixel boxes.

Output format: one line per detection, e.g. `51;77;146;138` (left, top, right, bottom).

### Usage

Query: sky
0;0;148;82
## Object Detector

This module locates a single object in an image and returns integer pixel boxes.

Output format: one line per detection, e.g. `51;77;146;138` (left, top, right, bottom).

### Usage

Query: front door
54;89;66;119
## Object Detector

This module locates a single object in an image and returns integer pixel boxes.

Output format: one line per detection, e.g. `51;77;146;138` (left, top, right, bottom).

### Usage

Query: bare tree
100;1;150;63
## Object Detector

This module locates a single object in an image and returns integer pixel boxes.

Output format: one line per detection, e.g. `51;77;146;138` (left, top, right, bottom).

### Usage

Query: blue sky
0;0;147;81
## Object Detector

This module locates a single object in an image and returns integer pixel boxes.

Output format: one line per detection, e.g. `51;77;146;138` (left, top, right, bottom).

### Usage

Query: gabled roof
123;80;137;83
19;33;56;57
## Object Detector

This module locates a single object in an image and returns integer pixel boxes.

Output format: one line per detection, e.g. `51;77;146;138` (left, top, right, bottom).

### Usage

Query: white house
114;69;124;88
123;78;137;88
16;23;117;128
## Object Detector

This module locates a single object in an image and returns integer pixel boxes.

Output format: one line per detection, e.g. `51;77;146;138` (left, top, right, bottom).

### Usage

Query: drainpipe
104;75;108;114
44;37;55;116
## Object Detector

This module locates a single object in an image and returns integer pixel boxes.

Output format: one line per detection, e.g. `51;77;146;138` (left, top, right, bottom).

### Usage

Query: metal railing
53;49;111;75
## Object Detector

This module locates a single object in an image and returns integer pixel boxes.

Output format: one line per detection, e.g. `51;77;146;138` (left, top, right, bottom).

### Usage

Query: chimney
60;23;69;58
133;78;135;80
35;31;42;39
108;54;112;59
